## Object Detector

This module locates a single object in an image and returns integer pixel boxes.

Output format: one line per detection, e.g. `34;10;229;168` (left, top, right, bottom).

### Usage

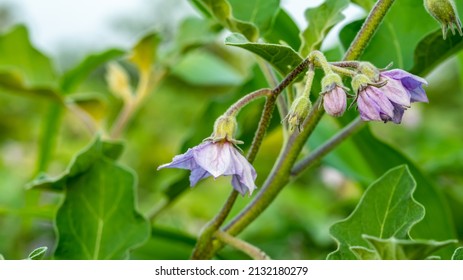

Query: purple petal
381;78;410;107
157;146;198;170
391;102;406;124
382;69;428;103
323;86;347;117
358;87;395;122
193;141;231;178
190;167;211;186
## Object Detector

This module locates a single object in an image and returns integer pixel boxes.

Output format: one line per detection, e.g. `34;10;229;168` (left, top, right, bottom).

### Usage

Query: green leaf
0;254;4;260
361;235;456;260
26;246;48;260
328;165;425;260
339;0;443;70
452;247;463;260
60;49;125;94
350;246;380;260
227;0;280;34
129;32;162;73
350;0;373;10
410;29;463;76
194;0;258;41
348;127;457;251
299;0;349;56
0;25;61;101
0;25;58;88
30;137;149;259
263;8;302;50
225;33;303;75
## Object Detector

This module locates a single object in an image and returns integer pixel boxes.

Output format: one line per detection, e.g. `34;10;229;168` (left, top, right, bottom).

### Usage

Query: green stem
223;98;324;236
225;88;271;117
343;0;396;61
291;117;365;176
190;59;310;260
215;231;271;260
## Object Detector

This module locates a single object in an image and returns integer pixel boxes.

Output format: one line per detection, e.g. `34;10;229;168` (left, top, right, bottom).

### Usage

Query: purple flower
157;141;257;196
381;69;428;103
357;85;400;123
323;86;347;117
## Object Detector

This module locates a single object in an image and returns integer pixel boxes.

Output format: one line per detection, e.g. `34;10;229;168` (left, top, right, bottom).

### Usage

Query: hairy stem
343;0;396;61
225;88;271;117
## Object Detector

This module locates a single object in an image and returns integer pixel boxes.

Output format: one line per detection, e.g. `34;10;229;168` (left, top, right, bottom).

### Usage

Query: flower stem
291;117;365;176
225;88;271;117
343;0;396;61
215;231;271;260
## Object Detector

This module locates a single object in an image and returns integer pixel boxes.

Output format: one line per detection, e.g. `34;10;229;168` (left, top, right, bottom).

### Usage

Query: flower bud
285;96;311;132
351;74;373;93
321;73;347;117
106;62;133;103
424;0;462;39
211;115;239;142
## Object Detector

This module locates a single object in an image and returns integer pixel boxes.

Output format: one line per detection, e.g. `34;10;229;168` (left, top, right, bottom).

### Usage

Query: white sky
0;0;364;70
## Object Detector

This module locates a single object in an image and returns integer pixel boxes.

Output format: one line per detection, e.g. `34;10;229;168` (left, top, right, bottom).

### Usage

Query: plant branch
215;231;271;260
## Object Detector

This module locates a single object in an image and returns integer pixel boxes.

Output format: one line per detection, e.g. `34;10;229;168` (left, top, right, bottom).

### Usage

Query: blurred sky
0;0;363;70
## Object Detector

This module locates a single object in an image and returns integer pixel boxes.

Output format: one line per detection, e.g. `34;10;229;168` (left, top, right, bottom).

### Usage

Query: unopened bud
321;74;347;117
106;63;133;103
285;97;311;132
424;0;462;39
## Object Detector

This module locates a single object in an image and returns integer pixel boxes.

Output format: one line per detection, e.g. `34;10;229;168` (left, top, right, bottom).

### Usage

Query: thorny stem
215;231;271;260
192;0;394;259
291;118;365;177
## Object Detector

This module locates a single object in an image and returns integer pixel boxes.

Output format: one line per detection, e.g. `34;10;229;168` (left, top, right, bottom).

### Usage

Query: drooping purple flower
381;69;428;103
157;141;257;196
357;85;399;123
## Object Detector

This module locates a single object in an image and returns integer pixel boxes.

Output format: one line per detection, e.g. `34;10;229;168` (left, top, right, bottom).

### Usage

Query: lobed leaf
328;165;425;260
299;0;349;56
225;33;303;75
29;137;149;259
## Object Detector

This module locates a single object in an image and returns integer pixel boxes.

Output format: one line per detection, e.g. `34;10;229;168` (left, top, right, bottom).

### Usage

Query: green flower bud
424;0;462;39
284;96;311;132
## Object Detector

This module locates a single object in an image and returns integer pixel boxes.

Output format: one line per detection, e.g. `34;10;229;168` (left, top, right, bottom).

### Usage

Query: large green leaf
452;247;463;260
227;0;280;34
328;165;425;260
410;29;463;76
299;0;349;56
225;33;303;75
349;128;457;248
352;235;456;260
193;0;258;41
29;137;149;259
